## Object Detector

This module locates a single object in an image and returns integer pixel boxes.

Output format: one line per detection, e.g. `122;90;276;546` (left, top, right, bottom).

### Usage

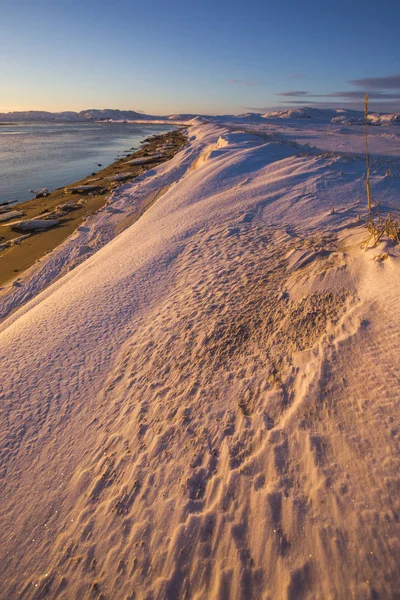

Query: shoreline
0;128;187;288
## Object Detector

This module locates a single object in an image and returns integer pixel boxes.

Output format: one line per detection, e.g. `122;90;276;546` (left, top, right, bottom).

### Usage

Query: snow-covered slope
262;106;400;126
262;107;362;122
1;121;400;599
1;106;400;125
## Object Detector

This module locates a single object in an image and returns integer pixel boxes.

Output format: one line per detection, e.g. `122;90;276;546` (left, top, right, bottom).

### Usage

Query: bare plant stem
361;93;400;249
364;93;373;228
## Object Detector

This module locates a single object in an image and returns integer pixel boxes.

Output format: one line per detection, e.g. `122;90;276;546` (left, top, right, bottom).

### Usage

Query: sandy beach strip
0;128;187;287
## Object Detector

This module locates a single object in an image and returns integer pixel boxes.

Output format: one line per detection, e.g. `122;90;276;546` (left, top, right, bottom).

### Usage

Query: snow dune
1;121;400;599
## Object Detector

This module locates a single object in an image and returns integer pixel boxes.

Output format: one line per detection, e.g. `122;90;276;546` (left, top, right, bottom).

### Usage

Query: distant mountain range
0;107;399;125
0;109;197;123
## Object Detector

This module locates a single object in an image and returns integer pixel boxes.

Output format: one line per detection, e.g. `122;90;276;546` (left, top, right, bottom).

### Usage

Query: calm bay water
0;121;177;204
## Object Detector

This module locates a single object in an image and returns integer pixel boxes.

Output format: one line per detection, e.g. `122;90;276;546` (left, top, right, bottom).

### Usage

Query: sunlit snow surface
1;117;400;599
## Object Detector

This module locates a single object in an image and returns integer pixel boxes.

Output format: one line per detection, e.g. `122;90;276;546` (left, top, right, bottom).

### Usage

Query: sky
1;0;400;115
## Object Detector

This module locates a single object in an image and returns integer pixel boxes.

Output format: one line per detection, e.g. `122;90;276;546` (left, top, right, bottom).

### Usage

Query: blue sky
1;0;400;114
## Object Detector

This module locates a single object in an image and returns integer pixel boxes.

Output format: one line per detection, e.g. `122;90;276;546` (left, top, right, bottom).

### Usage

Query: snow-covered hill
262;106;400;125
0;110;85;122
1;120;400;599
1;106;399;125
0;108;197;123
78;108;155;121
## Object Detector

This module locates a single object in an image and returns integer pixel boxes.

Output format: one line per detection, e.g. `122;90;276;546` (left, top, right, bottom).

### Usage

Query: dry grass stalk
362;213;400;248
362;93;400;248
364;93;373;227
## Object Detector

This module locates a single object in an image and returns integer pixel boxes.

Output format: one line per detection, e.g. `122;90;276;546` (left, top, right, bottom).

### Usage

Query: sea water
0;121;177;204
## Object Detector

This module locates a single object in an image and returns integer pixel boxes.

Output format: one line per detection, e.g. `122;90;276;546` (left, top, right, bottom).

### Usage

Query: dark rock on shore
11;219;60;232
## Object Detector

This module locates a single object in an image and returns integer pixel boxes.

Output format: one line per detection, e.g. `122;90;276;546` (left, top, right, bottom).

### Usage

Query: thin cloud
276;74;400;106
277;90;400;100
243;107;273;112
322;91;394;99
349;74;400;90
243;106;278;112
282;100;363;106
277;91;309;97
227;78;259;87
246;74;400;114
316;91;400;100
